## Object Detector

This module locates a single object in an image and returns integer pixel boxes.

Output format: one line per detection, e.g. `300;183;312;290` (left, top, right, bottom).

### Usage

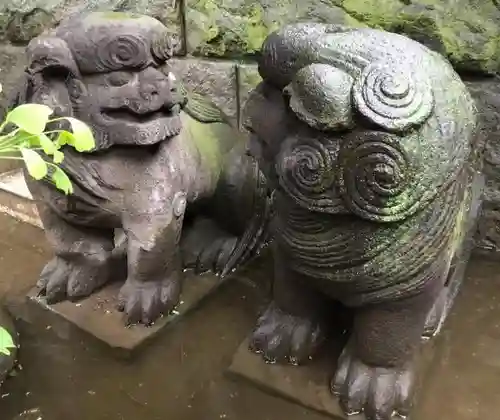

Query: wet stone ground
0;212;499;420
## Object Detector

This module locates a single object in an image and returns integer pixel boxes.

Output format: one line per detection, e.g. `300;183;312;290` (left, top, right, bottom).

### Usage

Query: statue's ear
26;36;80;78
3;36;80;118
283;63;355;132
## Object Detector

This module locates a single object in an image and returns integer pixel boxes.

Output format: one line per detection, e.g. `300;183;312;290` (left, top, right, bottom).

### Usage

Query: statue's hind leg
181;153;271;276
180;215;240;275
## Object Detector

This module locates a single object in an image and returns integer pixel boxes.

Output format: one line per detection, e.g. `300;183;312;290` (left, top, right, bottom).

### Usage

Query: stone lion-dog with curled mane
243;23;483;419
6;12;270;326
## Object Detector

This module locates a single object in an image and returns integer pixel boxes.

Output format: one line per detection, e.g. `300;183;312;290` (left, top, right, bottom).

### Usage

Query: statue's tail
220;163;272;278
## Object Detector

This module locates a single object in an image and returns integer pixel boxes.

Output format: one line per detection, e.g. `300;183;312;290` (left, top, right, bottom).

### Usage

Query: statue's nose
139;80;166;101
139;72;181;109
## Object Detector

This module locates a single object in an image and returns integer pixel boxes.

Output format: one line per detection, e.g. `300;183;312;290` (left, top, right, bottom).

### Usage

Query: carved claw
117;275;181;326
249;302;325;365
331;342;414;420
37;256;110;303
180;217;239;275
194;236;239;275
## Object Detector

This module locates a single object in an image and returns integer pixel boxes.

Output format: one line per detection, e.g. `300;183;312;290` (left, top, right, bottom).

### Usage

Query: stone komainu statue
7;12;270;325
243;23;483;419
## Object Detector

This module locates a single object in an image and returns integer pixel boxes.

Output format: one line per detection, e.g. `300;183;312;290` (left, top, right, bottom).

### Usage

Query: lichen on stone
185;0;355;57
186;0;500;75
338;0;500;75
97;11;143;20
0;0;182;51
186;0;278;56
0;0;62;43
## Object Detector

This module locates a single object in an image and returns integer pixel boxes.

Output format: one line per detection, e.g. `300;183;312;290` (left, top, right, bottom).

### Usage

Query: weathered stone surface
237;63;261;127
185;0;358;57
241;24;480;418
0;0;183;52
0;45;26;113
341;0;500;75
228;334;437;419
0;46;23;111
0;45;27;173
468;78;500;255
9;272;225;358
0;0;74;42
1;1;57;44
170;58;238;122
0;170;41;228
185;0;500;75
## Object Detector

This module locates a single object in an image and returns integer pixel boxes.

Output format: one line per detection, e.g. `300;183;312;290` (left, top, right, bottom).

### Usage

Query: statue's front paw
117;275;181;325
331;343;413;420
249;302;325;365
38;256;110;304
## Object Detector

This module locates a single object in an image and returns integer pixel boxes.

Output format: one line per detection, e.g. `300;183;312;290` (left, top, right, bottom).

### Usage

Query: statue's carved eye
106;71;132;87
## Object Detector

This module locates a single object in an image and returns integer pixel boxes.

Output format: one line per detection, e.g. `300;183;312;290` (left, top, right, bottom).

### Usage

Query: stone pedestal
228;334;438;420
8;272;225;359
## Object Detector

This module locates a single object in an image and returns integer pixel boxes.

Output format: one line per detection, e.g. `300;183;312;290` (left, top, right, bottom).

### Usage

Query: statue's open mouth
101;104;181;123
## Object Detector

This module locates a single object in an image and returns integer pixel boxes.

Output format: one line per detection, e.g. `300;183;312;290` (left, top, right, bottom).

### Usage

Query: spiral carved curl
96;34;149;72
151;31;174;62
338;131;425;222
352;62;435;133
276;136;343;213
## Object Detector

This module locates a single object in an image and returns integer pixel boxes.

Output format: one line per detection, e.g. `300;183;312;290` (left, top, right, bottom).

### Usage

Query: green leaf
0;326;15;357
36;133;58;155
21;148;48;180
55;131;73;147
63;118;95;152
51;167;73;194
53;150;64;164
13;130;34;148
6;104;53;135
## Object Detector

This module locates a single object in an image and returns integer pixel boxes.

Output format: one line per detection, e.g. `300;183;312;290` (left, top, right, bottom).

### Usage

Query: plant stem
0;130;20;149
0;150;21;156
0;156;24;161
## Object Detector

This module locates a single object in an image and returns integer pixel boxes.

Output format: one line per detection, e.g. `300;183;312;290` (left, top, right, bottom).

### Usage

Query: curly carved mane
245;23;478;223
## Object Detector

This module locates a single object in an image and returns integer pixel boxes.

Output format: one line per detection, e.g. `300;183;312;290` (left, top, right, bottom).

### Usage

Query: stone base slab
227;335;438;420
0;169;41;229
8;272;225;359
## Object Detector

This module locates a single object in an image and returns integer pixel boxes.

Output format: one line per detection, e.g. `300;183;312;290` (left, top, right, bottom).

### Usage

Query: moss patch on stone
185;0;356;56
0;0;182;51
339;0;500;74
96;11;143;20
185;1;276;56
183;112;228;187
0;0;63;43
186;0;500;75
237;63;262;127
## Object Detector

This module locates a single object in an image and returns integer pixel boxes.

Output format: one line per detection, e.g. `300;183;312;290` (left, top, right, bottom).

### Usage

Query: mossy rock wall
1;0;500;122
1;0;500;253
186;0;500;76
